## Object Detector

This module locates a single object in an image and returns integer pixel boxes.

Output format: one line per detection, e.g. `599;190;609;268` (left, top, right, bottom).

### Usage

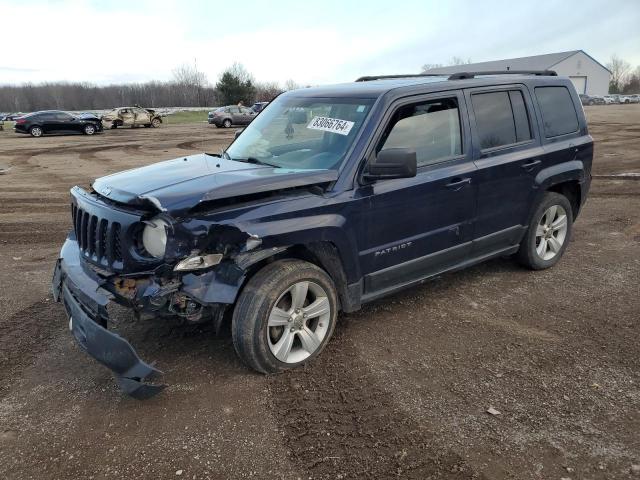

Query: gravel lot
0;106;638;479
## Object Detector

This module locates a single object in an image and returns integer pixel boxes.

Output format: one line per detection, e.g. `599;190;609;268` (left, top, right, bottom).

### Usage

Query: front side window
55;112;73;121
472;90;532;150
378;97;462;167
535;86;579;137
225;96;373;170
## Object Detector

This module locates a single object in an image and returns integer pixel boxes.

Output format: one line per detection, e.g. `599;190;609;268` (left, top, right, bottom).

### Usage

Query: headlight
142;218;169;258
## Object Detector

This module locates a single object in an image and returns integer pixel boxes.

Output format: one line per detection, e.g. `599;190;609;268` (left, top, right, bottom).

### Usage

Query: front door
356;91;478;297
134;108;151;125
464;85;541;254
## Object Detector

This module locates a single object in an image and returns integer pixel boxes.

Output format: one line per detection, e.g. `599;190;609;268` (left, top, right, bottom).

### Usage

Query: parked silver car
208;106;257;127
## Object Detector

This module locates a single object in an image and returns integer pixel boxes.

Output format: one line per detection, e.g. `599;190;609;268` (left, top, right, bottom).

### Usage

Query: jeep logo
375;241;413;257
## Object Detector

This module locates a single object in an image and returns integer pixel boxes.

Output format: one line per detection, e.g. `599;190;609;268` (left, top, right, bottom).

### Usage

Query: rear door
356;91;478;297
229;107;243;124
464;85;541;254
241;107;256;124
120;108;135;126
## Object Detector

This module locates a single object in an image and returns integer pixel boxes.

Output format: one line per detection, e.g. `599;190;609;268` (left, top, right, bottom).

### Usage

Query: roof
425;50;611;75
287;77;450;98
286;73;568;100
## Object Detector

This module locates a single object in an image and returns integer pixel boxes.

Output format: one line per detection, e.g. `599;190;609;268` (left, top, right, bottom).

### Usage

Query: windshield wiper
239;157;279;168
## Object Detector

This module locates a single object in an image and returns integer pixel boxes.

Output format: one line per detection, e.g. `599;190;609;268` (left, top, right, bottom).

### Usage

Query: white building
425;50;611;96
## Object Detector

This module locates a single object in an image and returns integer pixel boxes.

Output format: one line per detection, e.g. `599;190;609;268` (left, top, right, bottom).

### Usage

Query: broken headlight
142;217;169;258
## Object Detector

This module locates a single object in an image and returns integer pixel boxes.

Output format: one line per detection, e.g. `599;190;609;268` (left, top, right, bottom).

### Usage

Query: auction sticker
307;116;354;136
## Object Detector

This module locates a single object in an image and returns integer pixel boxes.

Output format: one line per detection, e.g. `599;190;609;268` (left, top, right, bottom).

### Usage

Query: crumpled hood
92;153;338;215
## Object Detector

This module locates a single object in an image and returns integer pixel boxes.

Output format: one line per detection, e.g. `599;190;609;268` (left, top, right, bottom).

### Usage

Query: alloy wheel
535;205;568;260
267;281;331;364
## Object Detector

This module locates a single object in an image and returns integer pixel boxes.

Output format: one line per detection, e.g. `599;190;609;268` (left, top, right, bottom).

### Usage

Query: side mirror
234;128;245;140
364;148;417;181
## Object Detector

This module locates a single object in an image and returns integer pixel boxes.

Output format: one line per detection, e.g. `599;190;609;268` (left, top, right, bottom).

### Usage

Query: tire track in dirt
268;325;474;479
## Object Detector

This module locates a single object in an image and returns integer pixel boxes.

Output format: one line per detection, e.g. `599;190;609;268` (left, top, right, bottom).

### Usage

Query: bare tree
171;61;209;106
607;54;631;93
421;57;472;73
283;79;300;91
255;81;283;102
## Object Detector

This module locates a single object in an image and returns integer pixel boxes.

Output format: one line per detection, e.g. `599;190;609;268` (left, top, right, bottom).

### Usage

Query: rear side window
471;90;532;150
535;86;579;137
378;97;462;167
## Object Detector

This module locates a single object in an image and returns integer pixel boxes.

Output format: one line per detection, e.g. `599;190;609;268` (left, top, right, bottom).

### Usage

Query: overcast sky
1;0;639;86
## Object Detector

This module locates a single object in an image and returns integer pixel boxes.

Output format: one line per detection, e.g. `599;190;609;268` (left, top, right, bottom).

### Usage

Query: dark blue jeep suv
52;70;592;398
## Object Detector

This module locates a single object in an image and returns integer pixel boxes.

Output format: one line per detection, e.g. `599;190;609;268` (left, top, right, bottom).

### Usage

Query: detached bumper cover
52;236;165;399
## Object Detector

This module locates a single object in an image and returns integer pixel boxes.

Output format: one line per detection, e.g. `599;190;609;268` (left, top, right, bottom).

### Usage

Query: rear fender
529;160;585;223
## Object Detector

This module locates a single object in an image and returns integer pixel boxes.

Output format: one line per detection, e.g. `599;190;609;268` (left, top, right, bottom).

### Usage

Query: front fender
233;213;361;283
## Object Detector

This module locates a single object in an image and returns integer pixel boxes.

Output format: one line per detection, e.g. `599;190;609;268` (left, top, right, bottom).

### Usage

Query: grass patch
162;110;209;124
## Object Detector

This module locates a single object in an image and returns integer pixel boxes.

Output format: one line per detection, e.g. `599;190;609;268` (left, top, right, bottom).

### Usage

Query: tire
232;259;338;374
29;126;43;137
223;119;232;128
588;100;595;106
151;118;161;128
83;124;96;135
516;192;573;270
110;122;118;129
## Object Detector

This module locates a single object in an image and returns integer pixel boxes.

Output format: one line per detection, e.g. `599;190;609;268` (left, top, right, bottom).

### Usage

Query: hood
92;153;338;215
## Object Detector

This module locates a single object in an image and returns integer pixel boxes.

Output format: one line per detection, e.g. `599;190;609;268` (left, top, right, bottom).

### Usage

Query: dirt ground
0;106;638;480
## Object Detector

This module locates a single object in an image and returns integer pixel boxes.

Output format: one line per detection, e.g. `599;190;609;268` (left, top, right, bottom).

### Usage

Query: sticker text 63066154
306;116;355;136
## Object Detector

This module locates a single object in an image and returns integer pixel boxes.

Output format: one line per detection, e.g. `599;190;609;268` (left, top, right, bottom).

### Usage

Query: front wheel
83;124;96;135
223;119;232;128
516;192;573;270
232;259;338;373
151;118;161;128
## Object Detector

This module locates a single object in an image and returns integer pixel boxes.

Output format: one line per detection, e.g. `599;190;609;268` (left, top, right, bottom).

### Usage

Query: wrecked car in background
101;106;162;129
52;71;592;398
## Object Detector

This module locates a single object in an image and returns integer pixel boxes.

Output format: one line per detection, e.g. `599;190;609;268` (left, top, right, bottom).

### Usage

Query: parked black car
251;101;269;113
207;105;257;127
52;70;592;398
579;93;605;106
14;110;103;137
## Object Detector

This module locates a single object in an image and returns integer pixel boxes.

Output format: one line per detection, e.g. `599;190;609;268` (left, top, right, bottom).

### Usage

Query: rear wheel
29;126;43;137
223;119;232;128
83;124;96;135
517;192;573;270
232;259;338;373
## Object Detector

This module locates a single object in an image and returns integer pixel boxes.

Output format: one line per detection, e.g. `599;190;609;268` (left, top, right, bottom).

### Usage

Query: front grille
72;203;123;267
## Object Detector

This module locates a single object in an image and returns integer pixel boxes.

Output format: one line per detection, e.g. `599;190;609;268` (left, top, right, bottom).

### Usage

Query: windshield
225;96;374;170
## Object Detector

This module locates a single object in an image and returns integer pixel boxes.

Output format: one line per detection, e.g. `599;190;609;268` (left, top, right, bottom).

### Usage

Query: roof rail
447;70;557;80
355;73;445;82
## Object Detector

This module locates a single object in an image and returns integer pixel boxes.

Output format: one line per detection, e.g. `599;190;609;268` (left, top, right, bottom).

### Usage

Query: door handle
521;160;541;170
445;177;471;190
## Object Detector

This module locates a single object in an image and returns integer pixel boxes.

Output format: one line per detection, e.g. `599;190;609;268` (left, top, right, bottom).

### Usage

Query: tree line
0;63;299;113
607;55;640;94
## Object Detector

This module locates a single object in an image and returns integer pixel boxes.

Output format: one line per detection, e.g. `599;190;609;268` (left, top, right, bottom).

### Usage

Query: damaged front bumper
52;237;166;399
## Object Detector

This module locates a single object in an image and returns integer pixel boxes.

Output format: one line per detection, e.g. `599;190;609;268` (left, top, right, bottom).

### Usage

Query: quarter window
535;86;579;137
378;97;462;167
472;90;532;150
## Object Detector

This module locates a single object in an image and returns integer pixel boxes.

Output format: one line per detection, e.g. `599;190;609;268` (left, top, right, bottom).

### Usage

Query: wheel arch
532;160;585;221
240;241;361;313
